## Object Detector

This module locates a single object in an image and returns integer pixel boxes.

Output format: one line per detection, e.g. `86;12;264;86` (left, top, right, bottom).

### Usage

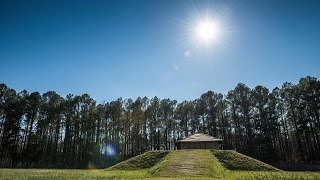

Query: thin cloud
172;64;180;71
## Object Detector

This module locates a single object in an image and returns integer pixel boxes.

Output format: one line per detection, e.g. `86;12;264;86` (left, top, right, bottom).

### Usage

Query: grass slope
212;150;280;171
107;150;169;170
148;150;226;178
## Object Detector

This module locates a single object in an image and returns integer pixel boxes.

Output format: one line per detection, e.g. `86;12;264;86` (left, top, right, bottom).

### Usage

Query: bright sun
182;9;229;52
195;20;221;44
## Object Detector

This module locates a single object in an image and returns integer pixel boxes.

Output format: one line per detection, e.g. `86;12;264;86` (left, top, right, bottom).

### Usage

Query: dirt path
159;150;210;177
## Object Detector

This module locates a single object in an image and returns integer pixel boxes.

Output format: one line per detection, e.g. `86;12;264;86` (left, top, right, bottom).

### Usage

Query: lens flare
88;161;97;170
88;143;119;170
105;143;119;157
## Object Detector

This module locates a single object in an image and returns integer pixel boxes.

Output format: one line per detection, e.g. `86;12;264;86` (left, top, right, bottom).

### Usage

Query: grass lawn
1;169;320;179
0;169;148;180
227;171;320;180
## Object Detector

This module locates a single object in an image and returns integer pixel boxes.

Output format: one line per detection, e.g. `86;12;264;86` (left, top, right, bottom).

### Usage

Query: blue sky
1;0;320;103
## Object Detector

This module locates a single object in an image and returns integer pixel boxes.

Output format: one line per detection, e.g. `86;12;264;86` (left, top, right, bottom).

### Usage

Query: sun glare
179;6;231;55
195;20;221;44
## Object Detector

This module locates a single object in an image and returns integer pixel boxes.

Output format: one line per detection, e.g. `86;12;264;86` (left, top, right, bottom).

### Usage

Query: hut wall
194;142;200;149
181;142;189;149
213;142;220;149
178;141;221;149
205;142;213;149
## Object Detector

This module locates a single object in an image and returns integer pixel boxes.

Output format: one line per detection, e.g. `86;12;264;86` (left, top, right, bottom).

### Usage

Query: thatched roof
176;133;223;143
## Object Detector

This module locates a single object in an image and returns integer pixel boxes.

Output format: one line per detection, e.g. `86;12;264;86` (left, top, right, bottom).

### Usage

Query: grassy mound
212;150;280;171
4;150;320;179
149;150;226;178
107;150;169;170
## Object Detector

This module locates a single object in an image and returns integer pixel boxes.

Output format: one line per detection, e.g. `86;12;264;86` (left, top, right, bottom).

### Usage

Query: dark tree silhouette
0;76;319;169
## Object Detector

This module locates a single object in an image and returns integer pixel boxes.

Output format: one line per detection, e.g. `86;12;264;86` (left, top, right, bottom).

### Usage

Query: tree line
0;76;319;168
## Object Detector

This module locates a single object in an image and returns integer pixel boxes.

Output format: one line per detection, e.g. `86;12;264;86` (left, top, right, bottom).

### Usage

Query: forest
0;76;319;169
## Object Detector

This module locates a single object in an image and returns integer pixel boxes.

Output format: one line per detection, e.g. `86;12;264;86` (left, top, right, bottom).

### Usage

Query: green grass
2;150;320;179
212;150;280;171
0;169;148;180
1;169;320;179
107;150;169;170
227;171;320;180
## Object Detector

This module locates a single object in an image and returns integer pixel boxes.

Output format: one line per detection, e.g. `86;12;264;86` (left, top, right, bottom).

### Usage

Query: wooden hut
175;133;223;150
